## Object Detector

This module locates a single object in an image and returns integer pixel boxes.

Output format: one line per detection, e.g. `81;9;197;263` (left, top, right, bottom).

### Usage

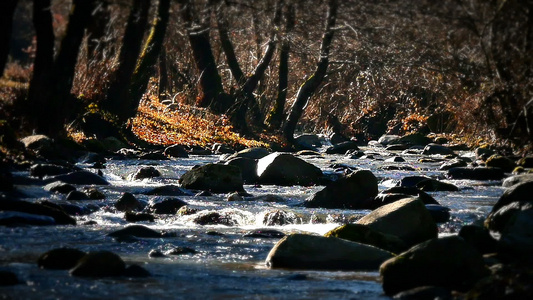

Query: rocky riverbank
1;132;532;298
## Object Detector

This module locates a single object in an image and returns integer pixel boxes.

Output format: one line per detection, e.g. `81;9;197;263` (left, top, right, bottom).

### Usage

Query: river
0;146;504;299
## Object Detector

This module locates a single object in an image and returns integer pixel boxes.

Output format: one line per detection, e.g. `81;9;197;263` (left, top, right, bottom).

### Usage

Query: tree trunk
86;0;110;62
27;0;54;125
178;0;227;113
39;0;95;137
158;47;169;101
266;3;295;130
283;0;338;143
215;1;245;85
0;0;18;76
104;0;150;123
128;0;170;120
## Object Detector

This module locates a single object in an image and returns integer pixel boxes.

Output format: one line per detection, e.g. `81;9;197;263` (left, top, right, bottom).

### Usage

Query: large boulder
227;147;270;160
224;157;258;184
265;233;394;270
502;174;533;187
379;236;490;296
446;167;505;181
485;154;516;173
179;163;244;193
324;224;408;254
498;209;533;256
295;134;322;148
256;153;322;186
304;170;378;209
70;251;126;277
485;181;533;232
356;197;438;247
38;248;86;270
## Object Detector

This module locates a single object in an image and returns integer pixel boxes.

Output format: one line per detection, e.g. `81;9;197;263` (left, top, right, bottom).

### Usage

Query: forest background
0;0;531;153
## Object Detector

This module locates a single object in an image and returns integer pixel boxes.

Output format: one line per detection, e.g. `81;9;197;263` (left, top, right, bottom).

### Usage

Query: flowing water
0;146;505;299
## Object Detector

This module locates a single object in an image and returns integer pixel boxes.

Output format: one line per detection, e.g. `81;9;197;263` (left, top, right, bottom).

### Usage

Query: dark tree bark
38;0;96;137
266;3;295;130
104;0;150;123
128;0;170;120
27;0;55;125
158;47;169;100
225;0;282;133
178;0;227;113
215;1;245;85
283;0;338;143
0;0;18;76
86;0;110;62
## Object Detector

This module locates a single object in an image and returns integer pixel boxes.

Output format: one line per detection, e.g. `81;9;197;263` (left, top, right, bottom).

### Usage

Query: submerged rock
256;152;323;186
265;233;393;270
379;236;489;296
305;170;378;209
108;225;162;238
0;200;76;225
70;251;126;277
179;163;244;193
38;248;86;270
356;197;438;247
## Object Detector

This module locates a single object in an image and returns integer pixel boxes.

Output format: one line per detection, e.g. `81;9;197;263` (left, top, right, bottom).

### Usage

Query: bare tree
0;0;18;76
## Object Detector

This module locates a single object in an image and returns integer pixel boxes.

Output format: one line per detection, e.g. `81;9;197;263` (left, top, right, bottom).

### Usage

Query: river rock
165;247;197;255
485;154;516;172
149;197;187;214
502;174;533;187
46;170;109;185
124;211;155;223
70;251;126;277
115;192;142;212
244;229;285;238
44;181;76;194
0;200;76;225
415;178;459;192
475;147;495;160
224;157;258;184
324;224;407;254
227;147;270;160
295;134;322;148
38;248;86;270
0;270;19;286
325;141;359;154
424;204;451;223
378;135;400;146
163;144;189;158
66;190;89;200
422;143;455;155
356;197;438;247
396;176;432;188
446;167;505;180
265;233;394;270
485;181;533;232
30;164;74;179
395;133;431;146
373;187;439;208
379;236;490;296
123;264;151;277
108;225;162;238
439;158;468;170
263;209;298;226
458;225;497;255
498;209;533;256
305;170;378;209
256;153;322;186
391;286;453;300
179;163;244;193
20;134;54;152
129;166;161;180
192;211;237;226
384;156;405;163
84;187;106;199
0;211;56;226
144;184;190;196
